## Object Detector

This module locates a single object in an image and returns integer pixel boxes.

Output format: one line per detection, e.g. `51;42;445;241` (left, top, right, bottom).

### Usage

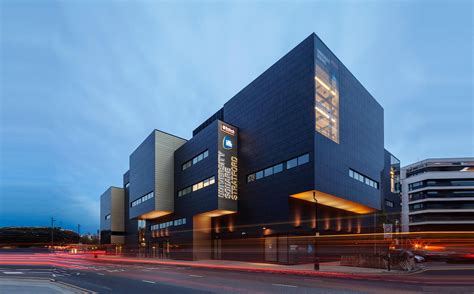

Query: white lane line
97;273;105;276
189;274;203;278
142;280;156;284
2;272;24;275
272;283;297;288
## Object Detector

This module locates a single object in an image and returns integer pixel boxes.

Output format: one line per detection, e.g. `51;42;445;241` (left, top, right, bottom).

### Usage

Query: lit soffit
290;190;376;214
139;210;172;220
196;209;237;218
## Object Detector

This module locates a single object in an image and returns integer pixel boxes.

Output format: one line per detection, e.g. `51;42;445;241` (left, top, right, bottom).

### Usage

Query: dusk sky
1;1;472;234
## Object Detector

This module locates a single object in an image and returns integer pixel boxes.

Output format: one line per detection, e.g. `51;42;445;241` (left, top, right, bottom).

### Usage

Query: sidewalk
85;254;402;277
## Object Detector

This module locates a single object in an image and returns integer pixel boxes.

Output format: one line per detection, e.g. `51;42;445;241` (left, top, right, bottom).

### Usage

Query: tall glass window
315;49;339;143
390;154;401;193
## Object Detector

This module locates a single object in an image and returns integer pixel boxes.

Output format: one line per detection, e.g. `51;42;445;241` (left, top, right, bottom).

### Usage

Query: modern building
401;158;474;232
100;33;401;263
100;187;125;245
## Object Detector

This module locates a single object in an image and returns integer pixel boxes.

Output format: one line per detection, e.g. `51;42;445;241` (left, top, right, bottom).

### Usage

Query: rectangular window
197;182;203;190
247;174;256;182
287;158;298;169
264;167;273;177
203;150;209;158
349;169;379;190
256;171;264;179
315;50;339;143
273;163;283;174
297;154;309;165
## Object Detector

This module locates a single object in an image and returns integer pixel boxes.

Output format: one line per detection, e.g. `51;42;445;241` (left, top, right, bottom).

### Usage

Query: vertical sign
217;121;238;201
383;223;393;239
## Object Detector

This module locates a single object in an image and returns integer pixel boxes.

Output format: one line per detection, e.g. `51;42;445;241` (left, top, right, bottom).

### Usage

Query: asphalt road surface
0;254;473;293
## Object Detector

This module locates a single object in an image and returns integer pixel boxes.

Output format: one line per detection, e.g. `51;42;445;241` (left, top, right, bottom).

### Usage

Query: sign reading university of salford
217;121;238;204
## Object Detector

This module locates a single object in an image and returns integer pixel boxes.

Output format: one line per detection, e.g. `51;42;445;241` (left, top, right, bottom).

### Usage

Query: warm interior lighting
315;76;337;96
290;190;376;214
139;210;172;220
324;214;330;230
336;214;342;231
315;76;330;90
315;107;336;122
196;210;237;218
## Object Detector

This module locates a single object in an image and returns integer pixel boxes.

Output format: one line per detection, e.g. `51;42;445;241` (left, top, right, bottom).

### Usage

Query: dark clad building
100;33;401;263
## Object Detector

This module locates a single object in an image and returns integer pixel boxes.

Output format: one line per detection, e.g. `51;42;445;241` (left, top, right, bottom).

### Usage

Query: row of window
410;202;474;211
409;179;474;191
349;169;379;189
247;153;310;183
131;191;154;207
150;218;187;231
182;150;209;171
104;214;111;220
178;176;215;197
409;190;474;201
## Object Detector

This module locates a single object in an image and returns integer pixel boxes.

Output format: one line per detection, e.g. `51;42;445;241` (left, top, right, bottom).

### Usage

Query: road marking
2;272;24;275
272;283;297;288
142;280;156;284
97;273;105;276
189;274;203;278
55;280;98;294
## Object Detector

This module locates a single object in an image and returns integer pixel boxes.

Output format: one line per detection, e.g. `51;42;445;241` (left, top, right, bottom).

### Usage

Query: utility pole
51;217;55;249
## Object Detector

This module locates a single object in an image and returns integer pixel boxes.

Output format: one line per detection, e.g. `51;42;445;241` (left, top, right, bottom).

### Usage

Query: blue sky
1;1;472;234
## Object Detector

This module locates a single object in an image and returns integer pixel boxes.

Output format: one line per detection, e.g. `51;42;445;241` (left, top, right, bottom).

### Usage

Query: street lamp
313;191;320;271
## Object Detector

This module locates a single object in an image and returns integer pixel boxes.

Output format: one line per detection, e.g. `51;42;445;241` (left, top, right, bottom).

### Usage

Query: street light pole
51;217;55;249
313;191;320;271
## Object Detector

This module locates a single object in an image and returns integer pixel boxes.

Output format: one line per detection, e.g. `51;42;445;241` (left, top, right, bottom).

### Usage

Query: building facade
100;187;125;244
100;33;401;263
401;158;474;232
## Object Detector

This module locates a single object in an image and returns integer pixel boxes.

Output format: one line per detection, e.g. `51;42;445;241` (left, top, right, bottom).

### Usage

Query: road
0;253;473;293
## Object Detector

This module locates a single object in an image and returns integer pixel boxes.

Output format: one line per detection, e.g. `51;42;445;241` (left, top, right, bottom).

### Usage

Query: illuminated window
177;176;215;197
315;50;339;143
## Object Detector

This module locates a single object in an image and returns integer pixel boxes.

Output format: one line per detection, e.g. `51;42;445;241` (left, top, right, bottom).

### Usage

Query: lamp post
313;191;320;271
51;217;55;249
